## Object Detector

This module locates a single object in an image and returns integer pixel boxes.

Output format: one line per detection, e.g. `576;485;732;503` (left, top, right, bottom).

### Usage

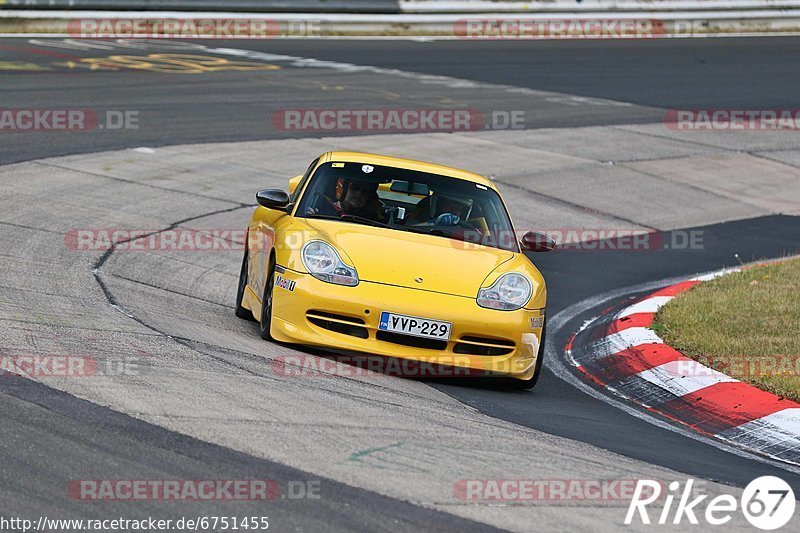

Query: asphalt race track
3;37;800;165
1;36;800;531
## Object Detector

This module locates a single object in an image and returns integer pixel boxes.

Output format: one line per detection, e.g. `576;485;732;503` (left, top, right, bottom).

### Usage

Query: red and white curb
567;268;800;466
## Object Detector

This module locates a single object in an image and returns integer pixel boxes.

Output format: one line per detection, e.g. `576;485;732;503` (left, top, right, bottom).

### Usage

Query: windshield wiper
403;226;466;242
340;214;393;228
306;213;393;229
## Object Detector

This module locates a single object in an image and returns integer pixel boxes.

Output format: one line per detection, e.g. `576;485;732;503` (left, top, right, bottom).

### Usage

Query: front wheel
259;261;276;341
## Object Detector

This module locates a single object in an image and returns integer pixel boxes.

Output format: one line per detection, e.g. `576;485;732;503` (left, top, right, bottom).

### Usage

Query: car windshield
296;161;518;252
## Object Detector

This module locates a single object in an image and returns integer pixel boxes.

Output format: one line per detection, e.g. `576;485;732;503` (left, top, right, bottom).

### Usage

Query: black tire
259;259;276;341
503;321;546;390
235;249;256;321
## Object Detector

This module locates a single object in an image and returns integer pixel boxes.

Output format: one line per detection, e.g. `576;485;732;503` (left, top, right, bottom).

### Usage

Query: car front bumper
263;267;545;380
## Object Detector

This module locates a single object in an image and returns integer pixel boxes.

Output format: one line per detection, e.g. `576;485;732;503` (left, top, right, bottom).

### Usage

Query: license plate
379;311;451;341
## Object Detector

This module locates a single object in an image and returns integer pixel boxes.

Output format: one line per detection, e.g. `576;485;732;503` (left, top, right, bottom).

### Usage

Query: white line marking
602;327;663;351
692;268;741;281
637;360;738;396
720;408;800;439
715;408;800;461
759;408;800;435
618;295;673;318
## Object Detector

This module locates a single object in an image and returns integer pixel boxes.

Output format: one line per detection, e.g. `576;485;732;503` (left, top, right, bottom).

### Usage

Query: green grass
652;258;800;402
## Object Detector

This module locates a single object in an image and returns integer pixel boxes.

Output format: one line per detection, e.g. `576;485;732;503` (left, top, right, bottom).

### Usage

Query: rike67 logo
626;477;795;530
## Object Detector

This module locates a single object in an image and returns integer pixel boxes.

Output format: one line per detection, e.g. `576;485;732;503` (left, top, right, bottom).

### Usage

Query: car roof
322;151;496;189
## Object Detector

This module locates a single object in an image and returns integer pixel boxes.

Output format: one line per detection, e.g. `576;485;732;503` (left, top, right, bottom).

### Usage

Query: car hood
302;218;514;297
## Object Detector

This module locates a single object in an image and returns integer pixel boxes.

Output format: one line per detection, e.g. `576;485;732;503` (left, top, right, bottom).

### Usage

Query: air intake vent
454;335;515;356
306;311;368;339
306;310;365;324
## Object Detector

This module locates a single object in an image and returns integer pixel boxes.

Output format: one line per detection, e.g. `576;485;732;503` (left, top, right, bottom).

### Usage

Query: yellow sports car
235;152;554;388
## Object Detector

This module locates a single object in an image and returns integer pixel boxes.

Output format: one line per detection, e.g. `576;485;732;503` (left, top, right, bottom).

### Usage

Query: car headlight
301;240;358;286
477;272;532;311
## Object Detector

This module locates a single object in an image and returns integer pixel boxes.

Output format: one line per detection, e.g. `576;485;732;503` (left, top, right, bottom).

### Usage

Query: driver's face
343;182;374;209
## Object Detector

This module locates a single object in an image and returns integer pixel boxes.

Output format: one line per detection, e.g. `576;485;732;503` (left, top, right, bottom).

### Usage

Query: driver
306;178;384;221
341;179;384;220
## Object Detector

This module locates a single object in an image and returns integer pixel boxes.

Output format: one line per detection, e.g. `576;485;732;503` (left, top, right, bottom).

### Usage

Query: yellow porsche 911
235;152;554;388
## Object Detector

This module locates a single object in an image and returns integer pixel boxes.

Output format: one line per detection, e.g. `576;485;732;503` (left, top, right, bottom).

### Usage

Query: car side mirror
520;231;556;252
256;189;290;211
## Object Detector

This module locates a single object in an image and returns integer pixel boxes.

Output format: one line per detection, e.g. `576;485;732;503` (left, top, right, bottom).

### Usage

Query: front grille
453;335;515;356
306;310;368;339
376;331;447;350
